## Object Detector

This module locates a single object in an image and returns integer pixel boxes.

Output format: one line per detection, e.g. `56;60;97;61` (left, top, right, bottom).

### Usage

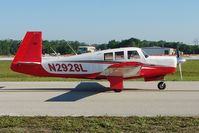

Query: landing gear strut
107;76;123;93
158;81;166;90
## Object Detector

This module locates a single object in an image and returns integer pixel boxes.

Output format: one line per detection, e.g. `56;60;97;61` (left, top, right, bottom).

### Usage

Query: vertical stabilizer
10;32;43;75
13;31;42;63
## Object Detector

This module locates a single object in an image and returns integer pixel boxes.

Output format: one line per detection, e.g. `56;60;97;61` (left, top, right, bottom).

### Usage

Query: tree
193;38;199;54
0;36;199;55
107;40;118;49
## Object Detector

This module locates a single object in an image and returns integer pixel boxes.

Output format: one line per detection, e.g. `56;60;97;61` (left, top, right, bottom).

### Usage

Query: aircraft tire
158;82;166;90
113;89;122;92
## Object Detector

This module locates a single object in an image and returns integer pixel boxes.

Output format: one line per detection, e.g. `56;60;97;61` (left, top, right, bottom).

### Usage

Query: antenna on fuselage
66;43;78;55
50;47;58;56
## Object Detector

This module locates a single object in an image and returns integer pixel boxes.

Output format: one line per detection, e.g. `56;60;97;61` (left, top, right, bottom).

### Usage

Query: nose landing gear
158;81;166;90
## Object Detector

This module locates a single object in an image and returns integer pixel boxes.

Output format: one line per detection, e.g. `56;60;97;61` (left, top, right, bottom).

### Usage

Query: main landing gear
158;81;166;90
107;76;123;93
113;89;122;92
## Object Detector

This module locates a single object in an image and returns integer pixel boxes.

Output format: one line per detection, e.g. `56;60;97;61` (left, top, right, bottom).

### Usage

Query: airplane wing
100;62;143;78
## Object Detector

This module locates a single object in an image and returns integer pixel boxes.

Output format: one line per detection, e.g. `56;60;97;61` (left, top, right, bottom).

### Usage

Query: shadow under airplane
46;82;110;102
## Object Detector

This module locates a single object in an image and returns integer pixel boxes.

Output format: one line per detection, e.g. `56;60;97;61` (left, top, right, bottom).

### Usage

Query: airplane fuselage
11;47;177;81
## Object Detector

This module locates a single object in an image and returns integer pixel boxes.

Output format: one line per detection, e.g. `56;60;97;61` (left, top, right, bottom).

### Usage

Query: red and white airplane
10;32;185;92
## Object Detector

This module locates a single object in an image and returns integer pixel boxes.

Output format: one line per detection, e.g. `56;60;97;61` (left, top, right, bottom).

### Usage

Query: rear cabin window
128;51;140;59
115;51;124;60
104;52;113;61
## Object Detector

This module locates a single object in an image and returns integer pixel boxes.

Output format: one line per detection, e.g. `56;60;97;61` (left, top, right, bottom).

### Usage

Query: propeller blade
176;45;186;64
179;63;183;80
176;46;180;58
176;45;185;80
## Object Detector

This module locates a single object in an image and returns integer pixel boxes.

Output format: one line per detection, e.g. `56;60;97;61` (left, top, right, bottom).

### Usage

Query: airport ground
0;81;199;116
0;81;199;132
0;60;199;132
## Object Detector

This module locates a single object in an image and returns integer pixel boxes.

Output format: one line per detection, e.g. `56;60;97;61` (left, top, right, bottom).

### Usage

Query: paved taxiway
0;81;199;116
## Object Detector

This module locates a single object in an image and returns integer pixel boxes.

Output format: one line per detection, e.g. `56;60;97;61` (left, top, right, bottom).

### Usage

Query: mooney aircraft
10;32;186;92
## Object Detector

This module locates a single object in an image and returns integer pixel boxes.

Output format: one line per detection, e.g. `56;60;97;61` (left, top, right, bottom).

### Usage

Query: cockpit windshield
142;50;149;58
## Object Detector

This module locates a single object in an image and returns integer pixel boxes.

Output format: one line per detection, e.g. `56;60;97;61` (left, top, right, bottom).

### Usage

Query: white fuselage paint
41;47;177;75
42;61;111;74
145;56;177;68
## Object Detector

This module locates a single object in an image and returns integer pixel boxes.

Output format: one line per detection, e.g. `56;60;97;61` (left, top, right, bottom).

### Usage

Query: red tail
12;31;42;63
10;32;43;75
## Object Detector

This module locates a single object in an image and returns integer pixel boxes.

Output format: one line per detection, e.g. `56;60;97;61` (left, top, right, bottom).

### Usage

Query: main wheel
158;82;166;90
113;89;122;92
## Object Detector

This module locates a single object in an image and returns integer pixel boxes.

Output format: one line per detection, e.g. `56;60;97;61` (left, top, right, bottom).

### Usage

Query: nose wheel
158;81;166;90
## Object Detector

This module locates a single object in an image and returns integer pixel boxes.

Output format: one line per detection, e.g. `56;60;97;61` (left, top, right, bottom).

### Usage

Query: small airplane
10;31;186;92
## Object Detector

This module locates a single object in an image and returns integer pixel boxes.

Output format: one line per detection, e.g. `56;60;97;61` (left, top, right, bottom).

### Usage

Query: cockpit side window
104;52;113;61
115;51;124;60
128;50;140;59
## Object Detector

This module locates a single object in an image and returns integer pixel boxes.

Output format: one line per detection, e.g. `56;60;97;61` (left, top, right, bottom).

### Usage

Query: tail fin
12;31;42;63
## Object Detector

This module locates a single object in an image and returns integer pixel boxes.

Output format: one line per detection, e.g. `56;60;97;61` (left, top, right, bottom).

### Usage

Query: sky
0;0;199;45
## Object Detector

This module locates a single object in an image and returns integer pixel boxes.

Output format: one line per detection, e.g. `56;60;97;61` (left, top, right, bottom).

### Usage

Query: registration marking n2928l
48;63;87;72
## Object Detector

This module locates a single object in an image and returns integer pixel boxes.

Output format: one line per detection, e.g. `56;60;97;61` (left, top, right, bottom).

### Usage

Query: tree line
0;40;88;55
94;38;199;54
0;37;198;55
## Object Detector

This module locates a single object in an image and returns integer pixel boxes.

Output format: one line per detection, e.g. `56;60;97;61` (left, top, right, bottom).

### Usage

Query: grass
0;116;198;132
165;60;199;81
0;60;199;81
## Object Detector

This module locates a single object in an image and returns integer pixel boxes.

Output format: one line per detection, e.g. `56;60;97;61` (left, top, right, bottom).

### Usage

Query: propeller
176;46;186;80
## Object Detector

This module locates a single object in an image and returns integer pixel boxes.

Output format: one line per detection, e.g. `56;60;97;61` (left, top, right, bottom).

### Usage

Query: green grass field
0;116;199;132
166;60;199;81
0;60;199;81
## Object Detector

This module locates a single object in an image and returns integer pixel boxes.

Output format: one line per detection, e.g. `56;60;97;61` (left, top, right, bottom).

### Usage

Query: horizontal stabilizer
16;61;41;65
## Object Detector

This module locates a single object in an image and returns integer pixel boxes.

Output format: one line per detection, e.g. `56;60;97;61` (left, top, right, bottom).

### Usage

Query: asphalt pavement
0;81;199;116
